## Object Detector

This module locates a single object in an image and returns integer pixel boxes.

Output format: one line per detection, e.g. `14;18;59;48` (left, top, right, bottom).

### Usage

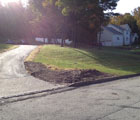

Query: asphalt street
0;45;63;98
0;75;140;120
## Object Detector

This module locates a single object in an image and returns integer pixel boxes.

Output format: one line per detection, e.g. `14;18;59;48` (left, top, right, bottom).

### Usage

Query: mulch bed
24;61;113;84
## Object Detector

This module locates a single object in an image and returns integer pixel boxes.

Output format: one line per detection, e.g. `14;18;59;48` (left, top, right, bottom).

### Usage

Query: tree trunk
98;30;102;49
98;19;102;49
61;39;64;47
74;32;77;48
74;22;77;48
44;38;45;44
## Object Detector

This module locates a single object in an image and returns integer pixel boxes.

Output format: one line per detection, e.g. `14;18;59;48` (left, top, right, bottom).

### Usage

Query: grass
30;45;140;76
0;44;17;53
131;48;140;53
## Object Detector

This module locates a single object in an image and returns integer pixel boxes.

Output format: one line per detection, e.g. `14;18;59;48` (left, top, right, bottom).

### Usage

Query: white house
35;37;72;45
98;24;139;46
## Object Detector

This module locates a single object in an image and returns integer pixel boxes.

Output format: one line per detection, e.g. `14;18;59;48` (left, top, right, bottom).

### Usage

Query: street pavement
0;75;140;120
0;45;63;98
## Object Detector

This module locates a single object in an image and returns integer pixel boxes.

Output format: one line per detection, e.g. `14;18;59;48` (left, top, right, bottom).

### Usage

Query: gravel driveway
0;45;63;98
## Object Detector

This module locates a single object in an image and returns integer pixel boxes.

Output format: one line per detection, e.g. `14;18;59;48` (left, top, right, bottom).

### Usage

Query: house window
126;37;129;41
117;37;120;40
126;31;129;35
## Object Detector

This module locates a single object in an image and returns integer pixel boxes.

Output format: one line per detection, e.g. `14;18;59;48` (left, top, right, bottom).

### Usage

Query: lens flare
0;0;28;6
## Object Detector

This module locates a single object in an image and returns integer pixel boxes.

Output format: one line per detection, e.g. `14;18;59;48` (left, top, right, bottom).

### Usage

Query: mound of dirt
24;62;113;84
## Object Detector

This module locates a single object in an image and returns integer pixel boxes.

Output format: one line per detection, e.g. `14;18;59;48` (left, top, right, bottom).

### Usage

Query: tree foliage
110;8;140;41
0;1;32;43
29;0;119;46
133;7;140;34
0;0;119;45
110;13;139;33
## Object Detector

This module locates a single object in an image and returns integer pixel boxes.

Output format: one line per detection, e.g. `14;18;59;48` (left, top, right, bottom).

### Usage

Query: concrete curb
70;73;140;87
0;86;68;100
0;86;76;106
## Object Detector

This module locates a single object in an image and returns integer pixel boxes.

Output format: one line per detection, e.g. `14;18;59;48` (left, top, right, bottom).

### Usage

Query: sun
0;0;28;6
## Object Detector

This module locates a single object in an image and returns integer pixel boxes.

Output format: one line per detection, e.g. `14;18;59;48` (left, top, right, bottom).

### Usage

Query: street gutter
1;73;140;106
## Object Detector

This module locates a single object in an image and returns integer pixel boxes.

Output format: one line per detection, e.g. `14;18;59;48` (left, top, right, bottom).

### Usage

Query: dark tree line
0;0;119;46
29;0;119;47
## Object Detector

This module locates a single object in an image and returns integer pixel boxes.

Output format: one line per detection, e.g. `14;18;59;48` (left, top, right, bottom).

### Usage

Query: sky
0;0;140;14
114;0;140;14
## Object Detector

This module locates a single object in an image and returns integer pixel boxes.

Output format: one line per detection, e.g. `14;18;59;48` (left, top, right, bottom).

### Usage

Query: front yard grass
30;45;140;76
0;44;17;53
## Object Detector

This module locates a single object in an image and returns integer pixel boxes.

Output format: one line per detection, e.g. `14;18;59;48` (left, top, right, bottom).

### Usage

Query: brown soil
24;61;113;84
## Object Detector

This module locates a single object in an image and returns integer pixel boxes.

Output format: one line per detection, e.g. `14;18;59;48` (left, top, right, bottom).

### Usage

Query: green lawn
131;48;140;53
0;44;17;53
32;45;140;76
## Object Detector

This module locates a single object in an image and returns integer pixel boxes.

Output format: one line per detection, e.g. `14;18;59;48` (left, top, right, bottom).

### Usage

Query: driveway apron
0;45;63;98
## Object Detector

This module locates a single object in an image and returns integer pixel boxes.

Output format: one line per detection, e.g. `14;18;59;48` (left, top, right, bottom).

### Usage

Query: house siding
112;35;123;46
99;29;113;46
99;24;139;47
124;31;131;45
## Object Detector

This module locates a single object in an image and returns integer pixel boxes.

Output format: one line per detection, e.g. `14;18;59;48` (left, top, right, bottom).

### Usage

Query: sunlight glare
0;0;28;6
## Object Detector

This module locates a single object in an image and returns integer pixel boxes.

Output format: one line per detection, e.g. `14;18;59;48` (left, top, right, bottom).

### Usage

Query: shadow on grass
74;47;140;75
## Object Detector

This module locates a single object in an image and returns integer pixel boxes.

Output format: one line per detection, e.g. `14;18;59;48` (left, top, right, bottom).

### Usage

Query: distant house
98;24;139;46
6;39;15;44
35;37;72;45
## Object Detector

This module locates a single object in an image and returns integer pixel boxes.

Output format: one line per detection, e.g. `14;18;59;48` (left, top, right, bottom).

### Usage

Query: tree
110;9;140;43
29;0;119;47
133;7;140;41
0;1;31;43
55;0;119;46
110;13;139;33
29;0;68;46
133;7;140;29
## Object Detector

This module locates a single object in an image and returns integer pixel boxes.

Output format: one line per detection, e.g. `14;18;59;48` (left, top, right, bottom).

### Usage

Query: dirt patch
24;61;114;84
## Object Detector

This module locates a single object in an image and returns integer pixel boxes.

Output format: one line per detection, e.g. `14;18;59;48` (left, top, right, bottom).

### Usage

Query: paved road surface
0;76;140;120
0;45;62;98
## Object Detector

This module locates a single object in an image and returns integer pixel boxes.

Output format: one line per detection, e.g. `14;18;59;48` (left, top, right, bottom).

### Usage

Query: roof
120;24;128;28
104;27;123;35
120;24;131;31
110;24;125;31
